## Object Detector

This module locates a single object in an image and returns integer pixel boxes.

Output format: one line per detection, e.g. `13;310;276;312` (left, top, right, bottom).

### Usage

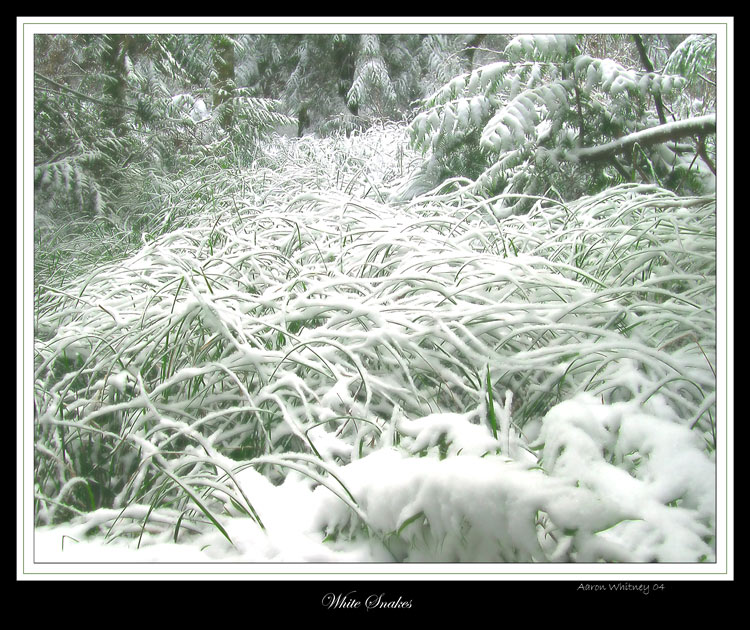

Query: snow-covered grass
33;123;717;565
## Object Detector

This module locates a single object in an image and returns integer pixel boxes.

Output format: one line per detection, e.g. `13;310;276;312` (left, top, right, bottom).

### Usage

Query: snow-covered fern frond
505;34;580;62
664;34;716;82
224;90;294;129
347;34;398;116
573;54;687;100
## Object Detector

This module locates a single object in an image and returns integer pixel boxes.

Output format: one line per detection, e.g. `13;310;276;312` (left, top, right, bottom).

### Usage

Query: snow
30;125;719;572
35;393;715;564
169;94;210;123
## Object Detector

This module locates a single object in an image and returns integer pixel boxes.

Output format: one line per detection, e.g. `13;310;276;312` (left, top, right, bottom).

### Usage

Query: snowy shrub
310;393;714;562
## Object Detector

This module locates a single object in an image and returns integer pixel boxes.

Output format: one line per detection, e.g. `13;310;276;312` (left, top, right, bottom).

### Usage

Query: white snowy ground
35;393;715;564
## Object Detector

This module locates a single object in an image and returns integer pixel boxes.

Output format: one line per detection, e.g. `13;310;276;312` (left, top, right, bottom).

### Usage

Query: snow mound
305;395;715;562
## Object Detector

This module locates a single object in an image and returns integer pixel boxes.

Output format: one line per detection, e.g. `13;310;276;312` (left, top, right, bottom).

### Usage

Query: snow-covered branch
571;115;716;163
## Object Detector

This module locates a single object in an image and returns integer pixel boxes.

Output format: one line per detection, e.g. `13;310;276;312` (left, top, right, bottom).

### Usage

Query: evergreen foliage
33;33;294;285
664;34;716;85
406;34;716;212
34;34;292;219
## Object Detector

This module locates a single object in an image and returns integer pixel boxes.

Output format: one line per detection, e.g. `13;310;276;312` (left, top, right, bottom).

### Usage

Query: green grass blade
486;365;498;440
156;465;234;547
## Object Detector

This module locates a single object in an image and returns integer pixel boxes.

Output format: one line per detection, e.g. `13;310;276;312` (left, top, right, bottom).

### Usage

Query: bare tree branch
632;35;668;125
696;136;717;175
